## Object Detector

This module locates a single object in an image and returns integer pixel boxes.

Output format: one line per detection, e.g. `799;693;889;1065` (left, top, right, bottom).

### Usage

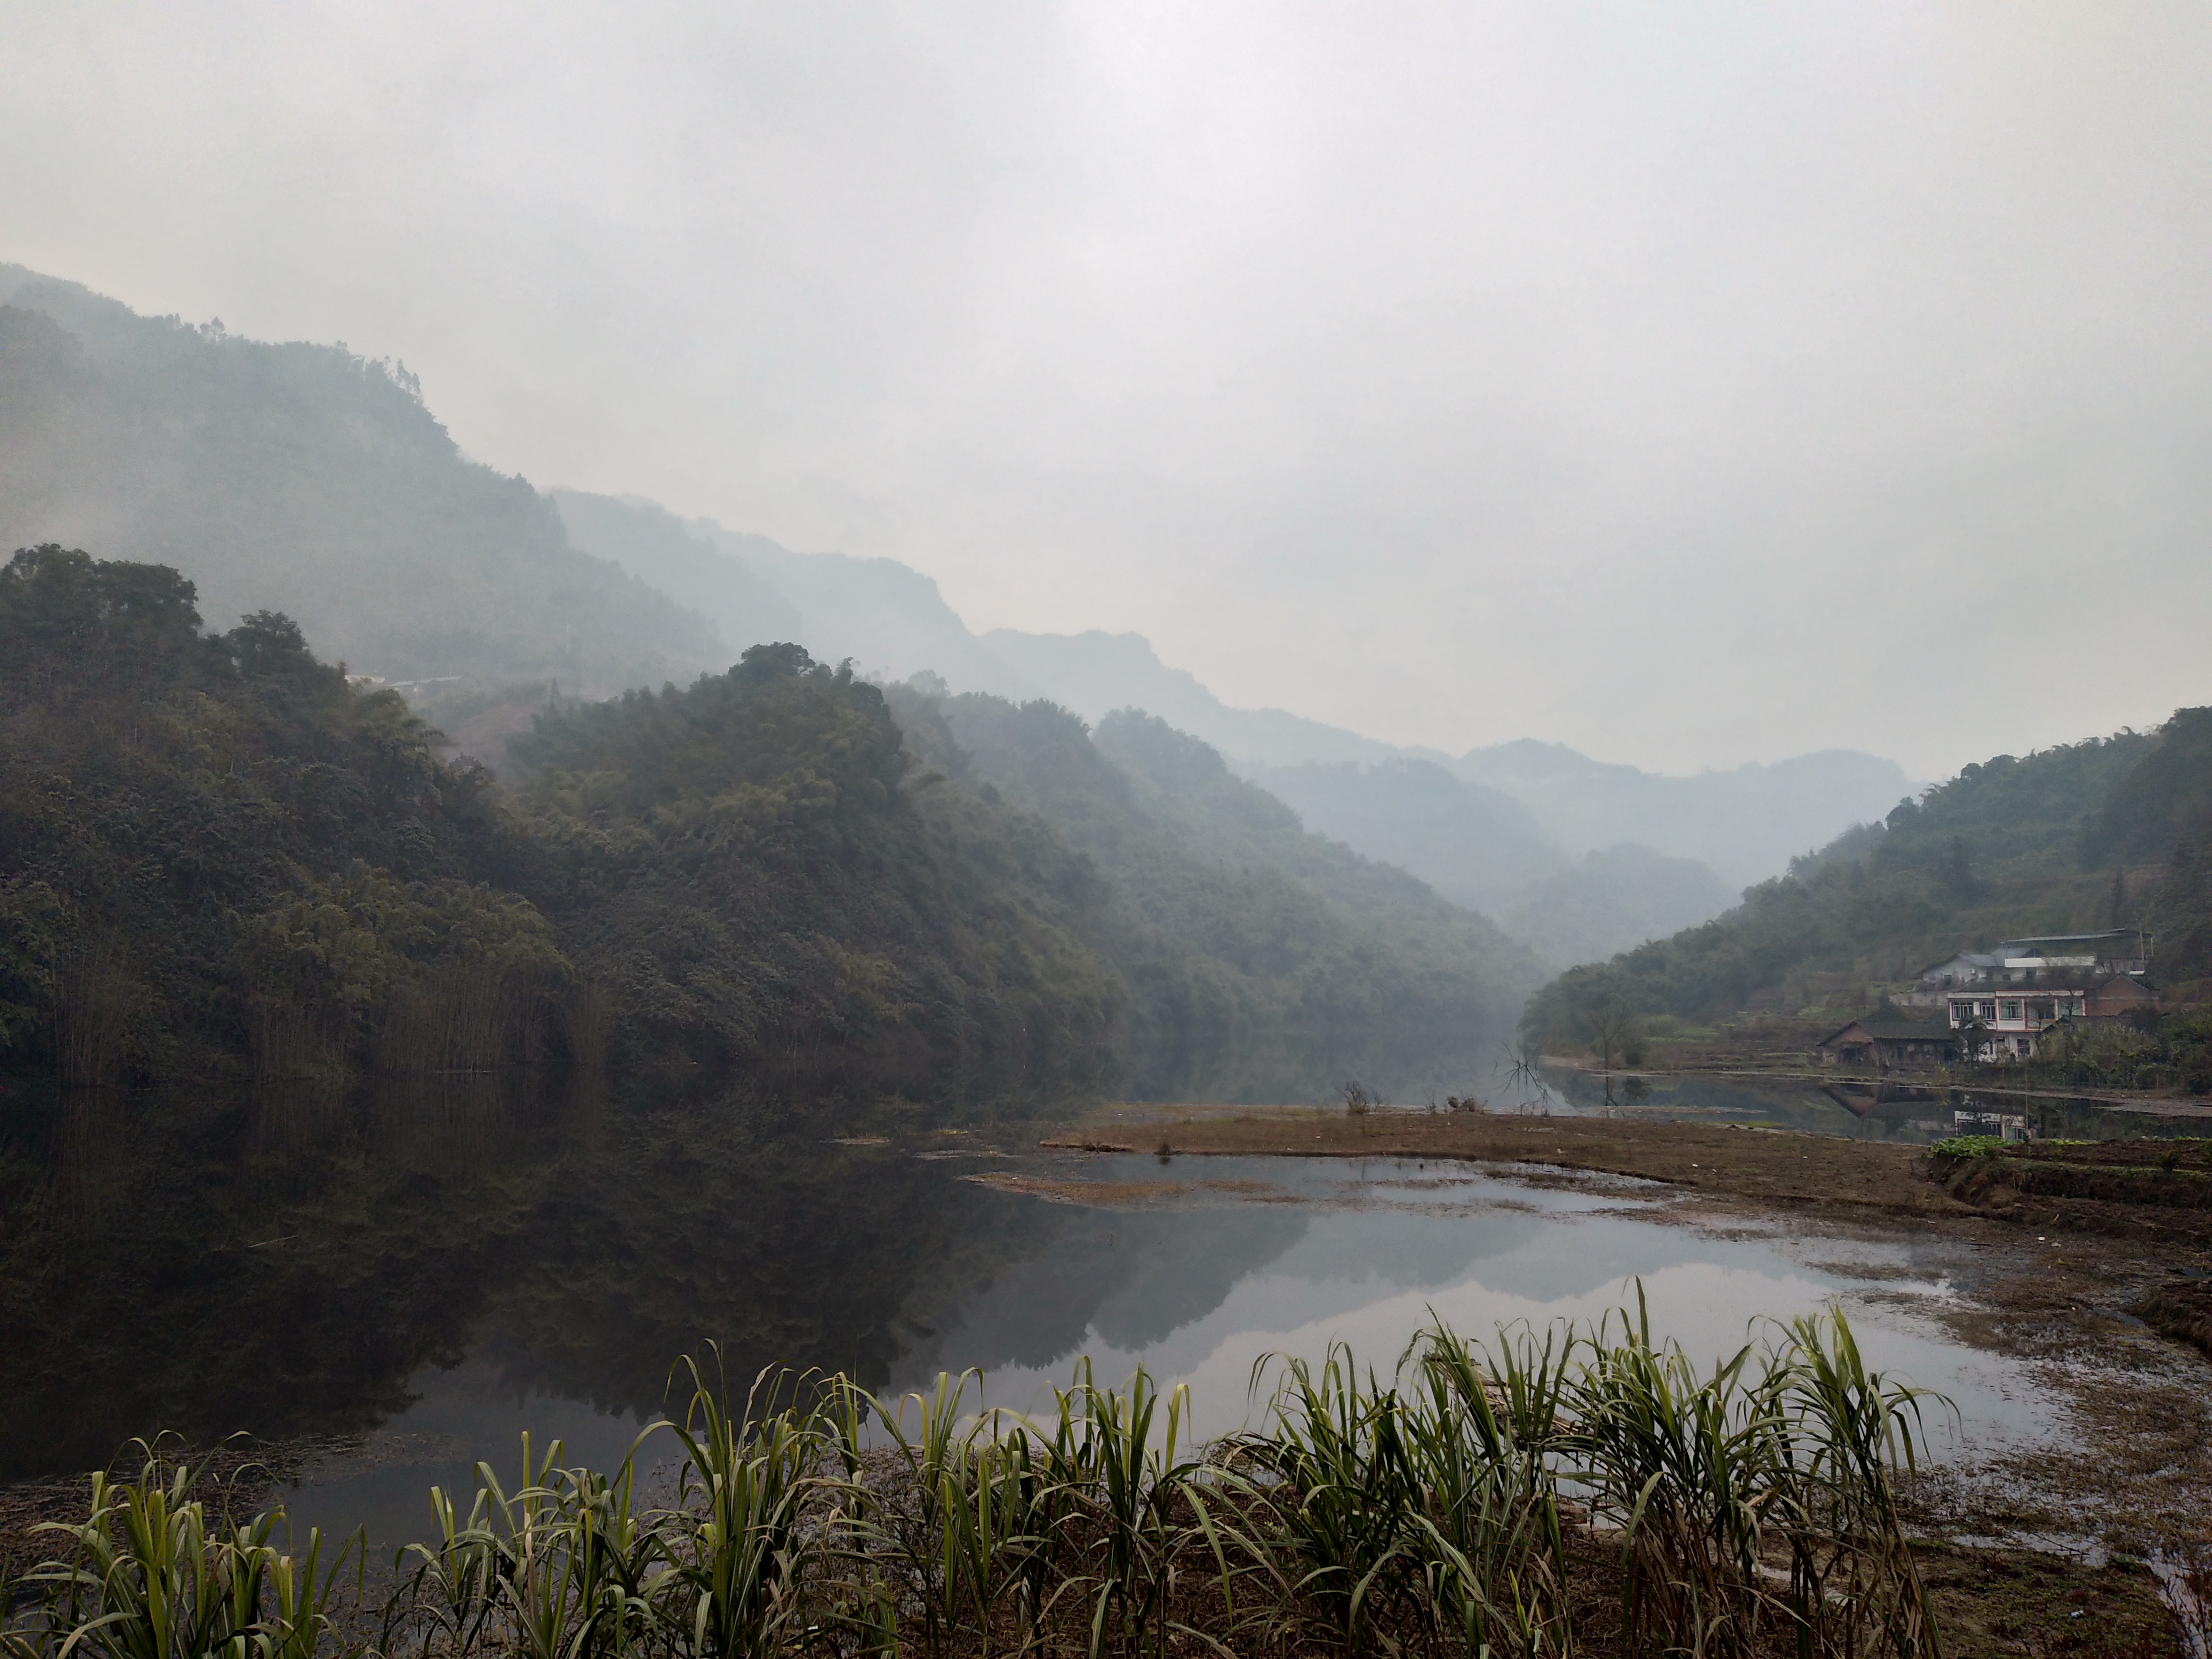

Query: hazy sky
5;2;2209;775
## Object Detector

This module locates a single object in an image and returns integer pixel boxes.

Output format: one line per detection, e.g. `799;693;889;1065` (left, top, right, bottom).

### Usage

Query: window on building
2000;999;2022;1021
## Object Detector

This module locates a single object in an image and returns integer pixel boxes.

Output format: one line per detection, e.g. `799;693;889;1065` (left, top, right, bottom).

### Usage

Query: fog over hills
3;268;1911;974
554;490;1911;963
1455;742;1920;887
546;488;804;659
0;266;719;692
977;629;1402;770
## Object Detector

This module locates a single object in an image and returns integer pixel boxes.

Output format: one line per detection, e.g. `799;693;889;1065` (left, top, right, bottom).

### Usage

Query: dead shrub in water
2158;1537;2212;1659
1342;1082;1374;1134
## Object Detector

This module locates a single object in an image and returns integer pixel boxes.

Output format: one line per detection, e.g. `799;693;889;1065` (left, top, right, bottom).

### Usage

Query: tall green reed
1567;1288;1945;1659
828;1368;1016;1658
385;1431;662;1659
382;1353;847;1659
1571;1295;1780;1659
1402;1322;1575;1659
1062;1364;1215;1659
1238;1325;1575;1658
1766;1311;1941;1659
1237;1345;1420;1654
830;1360;1221;1659
12;1442;358;1659
658;1359;825;1659
2;1299;1948;1659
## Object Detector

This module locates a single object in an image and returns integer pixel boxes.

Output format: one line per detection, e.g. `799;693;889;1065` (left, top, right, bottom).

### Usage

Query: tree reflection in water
0;1070;1069;1482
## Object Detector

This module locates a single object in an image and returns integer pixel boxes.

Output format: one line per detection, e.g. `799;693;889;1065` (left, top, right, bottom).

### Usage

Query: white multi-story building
1930;929;2156;1059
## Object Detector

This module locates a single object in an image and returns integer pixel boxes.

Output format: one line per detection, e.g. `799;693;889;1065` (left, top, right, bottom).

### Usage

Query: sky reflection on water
887;1154;2032;1451
0;1078;2051;1548
287;1145;2041;1545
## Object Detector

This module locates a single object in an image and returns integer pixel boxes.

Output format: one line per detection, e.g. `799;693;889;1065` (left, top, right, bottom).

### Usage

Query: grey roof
1951;968;2141;993
1859;1019;1957;1041
1816;1018;1955;1046
1918;952;1999;974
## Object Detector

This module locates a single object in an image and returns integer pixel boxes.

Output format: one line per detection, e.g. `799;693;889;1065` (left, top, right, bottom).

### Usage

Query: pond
0;1074;2058;1551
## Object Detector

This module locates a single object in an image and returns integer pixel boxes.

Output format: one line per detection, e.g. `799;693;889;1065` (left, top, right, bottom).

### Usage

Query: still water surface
0;1074;2055;1549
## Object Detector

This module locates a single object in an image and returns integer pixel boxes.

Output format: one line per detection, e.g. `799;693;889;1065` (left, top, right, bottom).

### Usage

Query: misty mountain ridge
3;266;1908;974
552;490;1908;962
552;489;1910;889
884;688;1543;1099
0;266;721;692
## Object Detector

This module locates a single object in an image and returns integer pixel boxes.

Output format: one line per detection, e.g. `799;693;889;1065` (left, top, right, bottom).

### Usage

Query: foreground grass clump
0;1303;1951;1658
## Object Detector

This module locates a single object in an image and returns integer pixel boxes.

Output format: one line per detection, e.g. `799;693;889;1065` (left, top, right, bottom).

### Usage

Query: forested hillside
0;548;1113;1104
0;269;718;690
1521;712;2212;1048
0;545;561;1086
0;265;1925;1003
1;547;1534;1106
508;648;1119;1095
549;489;1911;934
888;689;1543;1101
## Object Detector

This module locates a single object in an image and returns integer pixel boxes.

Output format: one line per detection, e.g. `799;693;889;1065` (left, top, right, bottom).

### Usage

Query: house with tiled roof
1813;1016;1960;1072
1924;929;2157;1059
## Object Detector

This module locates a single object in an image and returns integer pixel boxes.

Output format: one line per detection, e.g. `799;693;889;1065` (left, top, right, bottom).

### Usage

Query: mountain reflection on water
0;1072;1073;1482
2;1072;2050;1550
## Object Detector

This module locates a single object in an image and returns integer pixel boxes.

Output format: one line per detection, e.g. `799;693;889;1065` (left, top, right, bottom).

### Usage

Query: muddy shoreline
6;1109;2208;1653
1044;1106;1959;1214
1040;1108;2212;1571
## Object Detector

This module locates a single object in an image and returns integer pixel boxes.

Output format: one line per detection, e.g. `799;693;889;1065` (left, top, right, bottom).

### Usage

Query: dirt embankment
1932;1140;2212;1241
1045;1109;1961;1217
1055;1112;2212;1247
1926;1137;2212;1361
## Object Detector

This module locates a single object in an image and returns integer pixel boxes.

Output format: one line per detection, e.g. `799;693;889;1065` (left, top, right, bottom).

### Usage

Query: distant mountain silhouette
0;268;1912;980
554;489;1911;962
980;627;1403;768
0;266;719;691
1455;739;1915;890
